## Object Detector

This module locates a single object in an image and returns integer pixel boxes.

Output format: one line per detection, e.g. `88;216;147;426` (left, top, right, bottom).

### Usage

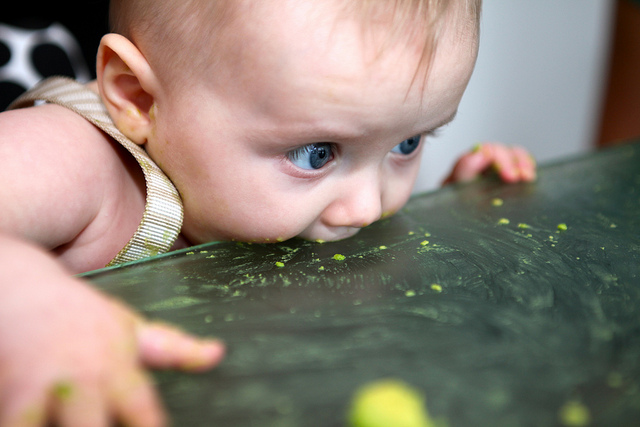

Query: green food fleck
333;253;346;261
497;218;510;225
491;198;504;207
405;290;416;297
517;223;530;229
275;261;285;268
430;284;443;293
420;240;429;246
348;379;440;427
557;223;568;231
559;400;591;427
52;381;74;401
379;245;388;250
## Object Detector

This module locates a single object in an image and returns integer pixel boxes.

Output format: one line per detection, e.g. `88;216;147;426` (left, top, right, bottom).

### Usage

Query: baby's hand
443;142;537;185
0;274;225;427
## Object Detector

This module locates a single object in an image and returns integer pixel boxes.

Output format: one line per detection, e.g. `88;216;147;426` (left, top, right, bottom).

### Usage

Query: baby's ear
97;34;159;145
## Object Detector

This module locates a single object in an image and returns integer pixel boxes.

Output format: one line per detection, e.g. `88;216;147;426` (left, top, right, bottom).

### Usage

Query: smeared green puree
143;296;206;312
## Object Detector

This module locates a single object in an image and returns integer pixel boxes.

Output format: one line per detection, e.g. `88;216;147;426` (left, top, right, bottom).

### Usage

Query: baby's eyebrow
428;109;458;133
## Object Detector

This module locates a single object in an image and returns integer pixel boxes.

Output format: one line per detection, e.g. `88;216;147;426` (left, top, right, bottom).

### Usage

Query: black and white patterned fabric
0;22;91;111
0;0;110;110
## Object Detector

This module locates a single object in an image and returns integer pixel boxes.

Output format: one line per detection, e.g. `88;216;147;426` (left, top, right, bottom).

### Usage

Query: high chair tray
85;141;640;427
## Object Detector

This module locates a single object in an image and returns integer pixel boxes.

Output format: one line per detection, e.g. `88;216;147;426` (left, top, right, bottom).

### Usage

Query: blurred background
1;0;638;193
417;0;624;192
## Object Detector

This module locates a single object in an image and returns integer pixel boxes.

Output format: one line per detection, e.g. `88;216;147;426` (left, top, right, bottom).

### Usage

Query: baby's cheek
226;215;304;244
383;183;414;218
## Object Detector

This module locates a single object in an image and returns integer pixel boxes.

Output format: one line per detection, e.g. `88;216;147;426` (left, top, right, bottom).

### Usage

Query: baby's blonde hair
109;0;480;89
346;0;481;88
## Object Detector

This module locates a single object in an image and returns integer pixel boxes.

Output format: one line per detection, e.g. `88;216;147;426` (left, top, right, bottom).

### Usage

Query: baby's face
146;1;478;244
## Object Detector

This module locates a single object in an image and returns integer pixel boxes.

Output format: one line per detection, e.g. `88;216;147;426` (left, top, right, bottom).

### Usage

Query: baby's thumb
136;321;226;372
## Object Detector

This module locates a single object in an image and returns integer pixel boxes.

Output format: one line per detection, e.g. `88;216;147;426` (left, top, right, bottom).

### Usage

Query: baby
0;0;535;425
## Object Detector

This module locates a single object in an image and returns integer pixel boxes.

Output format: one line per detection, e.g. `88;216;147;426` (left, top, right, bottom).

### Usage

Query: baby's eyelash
287;143;334;170
426;128;442;138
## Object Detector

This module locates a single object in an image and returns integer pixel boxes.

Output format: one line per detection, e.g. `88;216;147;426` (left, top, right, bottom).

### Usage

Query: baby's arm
0;105;224;426
0;235;224;427
443;142;537;185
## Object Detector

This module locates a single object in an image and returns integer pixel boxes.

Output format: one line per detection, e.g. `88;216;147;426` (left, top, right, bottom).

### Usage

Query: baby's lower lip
318;227;361;242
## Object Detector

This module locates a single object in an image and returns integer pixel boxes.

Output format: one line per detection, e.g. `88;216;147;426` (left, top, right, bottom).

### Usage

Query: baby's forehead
207;1;478;114
230;0;479;81
122;0;480;92
229;0;478;61
116;0;479;43
236;0;477;38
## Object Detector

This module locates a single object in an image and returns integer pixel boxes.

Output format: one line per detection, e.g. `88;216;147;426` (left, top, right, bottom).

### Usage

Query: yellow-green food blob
559;400;591;427
348;379;438;427
430;284;443;293
52;381;74;401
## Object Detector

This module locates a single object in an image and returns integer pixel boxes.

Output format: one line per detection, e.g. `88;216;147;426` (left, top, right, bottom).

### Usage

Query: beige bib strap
9;77;184;267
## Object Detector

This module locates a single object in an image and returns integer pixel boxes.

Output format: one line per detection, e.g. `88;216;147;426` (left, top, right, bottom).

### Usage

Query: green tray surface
86;142;640;426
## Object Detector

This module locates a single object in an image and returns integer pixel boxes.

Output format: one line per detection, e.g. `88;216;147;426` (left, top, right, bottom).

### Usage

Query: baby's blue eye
391;134;422;155
287;143;334;170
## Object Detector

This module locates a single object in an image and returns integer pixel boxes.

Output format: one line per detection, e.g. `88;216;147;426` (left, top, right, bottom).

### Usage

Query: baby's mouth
304;226;362;243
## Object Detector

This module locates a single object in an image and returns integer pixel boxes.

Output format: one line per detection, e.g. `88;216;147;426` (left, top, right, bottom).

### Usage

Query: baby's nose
321;180;383;229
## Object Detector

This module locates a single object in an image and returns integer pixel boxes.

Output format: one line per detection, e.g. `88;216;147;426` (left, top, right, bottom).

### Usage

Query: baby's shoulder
0;103;122;176
0;103;147;270
1;102;106;151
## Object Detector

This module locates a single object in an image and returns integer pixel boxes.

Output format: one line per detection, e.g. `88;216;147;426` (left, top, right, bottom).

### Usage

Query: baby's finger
51;382;109;427
0;387;47;427
443;150;492;184
512;146;537;181
137;322;226;372
484;145;520;183
111;370;166;427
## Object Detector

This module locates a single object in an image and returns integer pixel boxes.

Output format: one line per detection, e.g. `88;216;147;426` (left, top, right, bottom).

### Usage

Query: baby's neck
171;234;192;251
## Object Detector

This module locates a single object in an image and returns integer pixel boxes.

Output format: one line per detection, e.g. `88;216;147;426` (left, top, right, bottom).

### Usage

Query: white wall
414;0;615;193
